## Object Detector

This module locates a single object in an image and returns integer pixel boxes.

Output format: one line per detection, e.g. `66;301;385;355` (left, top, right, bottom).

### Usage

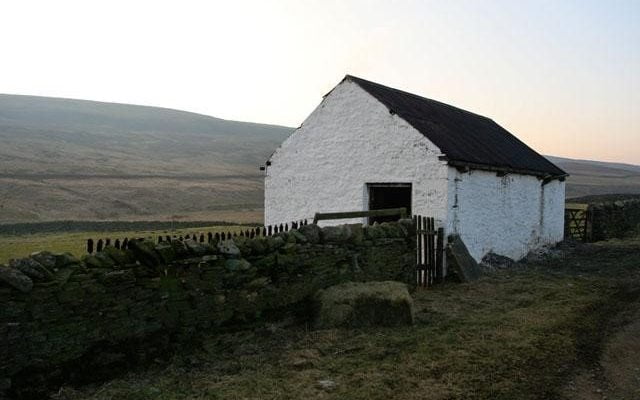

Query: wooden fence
413;215;445;288
86;219;309;254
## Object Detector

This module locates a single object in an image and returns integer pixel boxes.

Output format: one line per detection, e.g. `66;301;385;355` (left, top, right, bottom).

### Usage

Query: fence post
416;216;423;287
436;227;444;282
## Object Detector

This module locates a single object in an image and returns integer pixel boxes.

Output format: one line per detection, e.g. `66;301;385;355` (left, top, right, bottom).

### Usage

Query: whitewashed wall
265;80;449;227
541;179;566;243
446;167;565;262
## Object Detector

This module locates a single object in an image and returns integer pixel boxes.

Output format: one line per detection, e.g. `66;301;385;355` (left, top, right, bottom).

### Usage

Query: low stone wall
589;198;640;241
0;221;414;398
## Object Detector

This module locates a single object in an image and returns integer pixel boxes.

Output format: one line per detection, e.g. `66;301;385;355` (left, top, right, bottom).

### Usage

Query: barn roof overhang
442;157;569;182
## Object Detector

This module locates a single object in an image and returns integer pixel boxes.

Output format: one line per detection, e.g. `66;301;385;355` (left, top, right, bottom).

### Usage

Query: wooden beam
312;207;407;224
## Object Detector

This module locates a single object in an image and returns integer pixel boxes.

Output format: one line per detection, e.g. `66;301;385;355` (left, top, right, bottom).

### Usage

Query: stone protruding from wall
0;221;414;398
446;235;480;282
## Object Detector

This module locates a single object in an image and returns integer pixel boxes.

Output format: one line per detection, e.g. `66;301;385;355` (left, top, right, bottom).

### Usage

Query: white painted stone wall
446;167;565;262
265;78;566;264
265;80;450;227
541;179;566;243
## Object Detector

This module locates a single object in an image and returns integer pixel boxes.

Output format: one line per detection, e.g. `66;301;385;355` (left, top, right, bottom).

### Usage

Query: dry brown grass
47;238;640;400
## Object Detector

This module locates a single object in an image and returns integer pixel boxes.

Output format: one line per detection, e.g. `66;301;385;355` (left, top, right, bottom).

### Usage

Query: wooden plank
429;217;435;286
566;203;589;211
435;227;444;282
424;216;429;286
313;207;407;224
417;215;423;287
422;216;428;287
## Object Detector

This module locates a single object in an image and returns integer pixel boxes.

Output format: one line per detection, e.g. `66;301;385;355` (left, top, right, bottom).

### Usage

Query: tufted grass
52;237;640;400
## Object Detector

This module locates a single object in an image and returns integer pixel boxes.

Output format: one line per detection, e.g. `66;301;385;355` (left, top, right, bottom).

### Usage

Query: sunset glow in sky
1;0;638;164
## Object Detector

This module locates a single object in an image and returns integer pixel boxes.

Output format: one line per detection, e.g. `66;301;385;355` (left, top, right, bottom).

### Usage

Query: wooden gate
414;215;445;288
565;203;592;242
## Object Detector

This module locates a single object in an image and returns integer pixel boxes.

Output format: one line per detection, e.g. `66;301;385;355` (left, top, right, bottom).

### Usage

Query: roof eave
444;158;569;181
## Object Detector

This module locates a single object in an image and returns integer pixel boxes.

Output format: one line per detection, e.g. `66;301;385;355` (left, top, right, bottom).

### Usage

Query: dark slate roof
345;75;566;177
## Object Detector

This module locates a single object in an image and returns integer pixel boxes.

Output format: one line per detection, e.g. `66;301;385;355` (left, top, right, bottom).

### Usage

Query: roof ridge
340;74;566;178
344;75;493;122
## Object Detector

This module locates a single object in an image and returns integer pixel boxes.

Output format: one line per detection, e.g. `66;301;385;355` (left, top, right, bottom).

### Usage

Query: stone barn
264;75;567;262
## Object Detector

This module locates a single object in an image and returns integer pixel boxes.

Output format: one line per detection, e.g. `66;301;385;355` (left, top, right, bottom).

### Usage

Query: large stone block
314;281;414;329
299;224;321;244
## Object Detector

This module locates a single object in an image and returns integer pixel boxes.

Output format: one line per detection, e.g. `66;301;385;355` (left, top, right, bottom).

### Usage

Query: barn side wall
264;80;449;227
446;167;565;262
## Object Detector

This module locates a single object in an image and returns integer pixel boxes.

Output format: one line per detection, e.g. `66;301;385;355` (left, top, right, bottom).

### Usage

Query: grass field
0;225;255;264
50;237;640;400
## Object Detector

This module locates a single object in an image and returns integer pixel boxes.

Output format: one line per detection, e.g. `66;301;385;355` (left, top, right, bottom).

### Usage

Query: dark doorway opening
367;183;412;224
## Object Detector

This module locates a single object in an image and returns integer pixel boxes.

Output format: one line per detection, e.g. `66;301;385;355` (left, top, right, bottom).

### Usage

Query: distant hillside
0;94;292;176
546;156;640;198
0;93;638;224
0;94;293;224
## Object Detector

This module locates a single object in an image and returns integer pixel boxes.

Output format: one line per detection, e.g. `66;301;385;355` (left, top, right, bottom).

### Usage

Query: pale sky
0;0;638;164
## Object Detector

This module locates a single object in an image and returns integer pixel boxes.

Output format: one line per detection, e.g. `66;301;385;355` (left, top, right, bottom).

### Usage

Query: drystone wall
589;198;640;241
0;221;414;398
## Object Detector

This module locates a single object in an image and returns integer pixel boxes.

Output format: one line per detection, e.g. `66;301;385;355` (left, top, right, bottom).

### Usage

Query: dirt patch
563;301;640;399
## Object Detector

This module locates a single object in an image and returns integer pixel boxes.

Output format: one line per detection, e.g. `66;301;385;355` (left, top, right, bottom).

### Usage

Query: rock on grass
314;281;414;329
